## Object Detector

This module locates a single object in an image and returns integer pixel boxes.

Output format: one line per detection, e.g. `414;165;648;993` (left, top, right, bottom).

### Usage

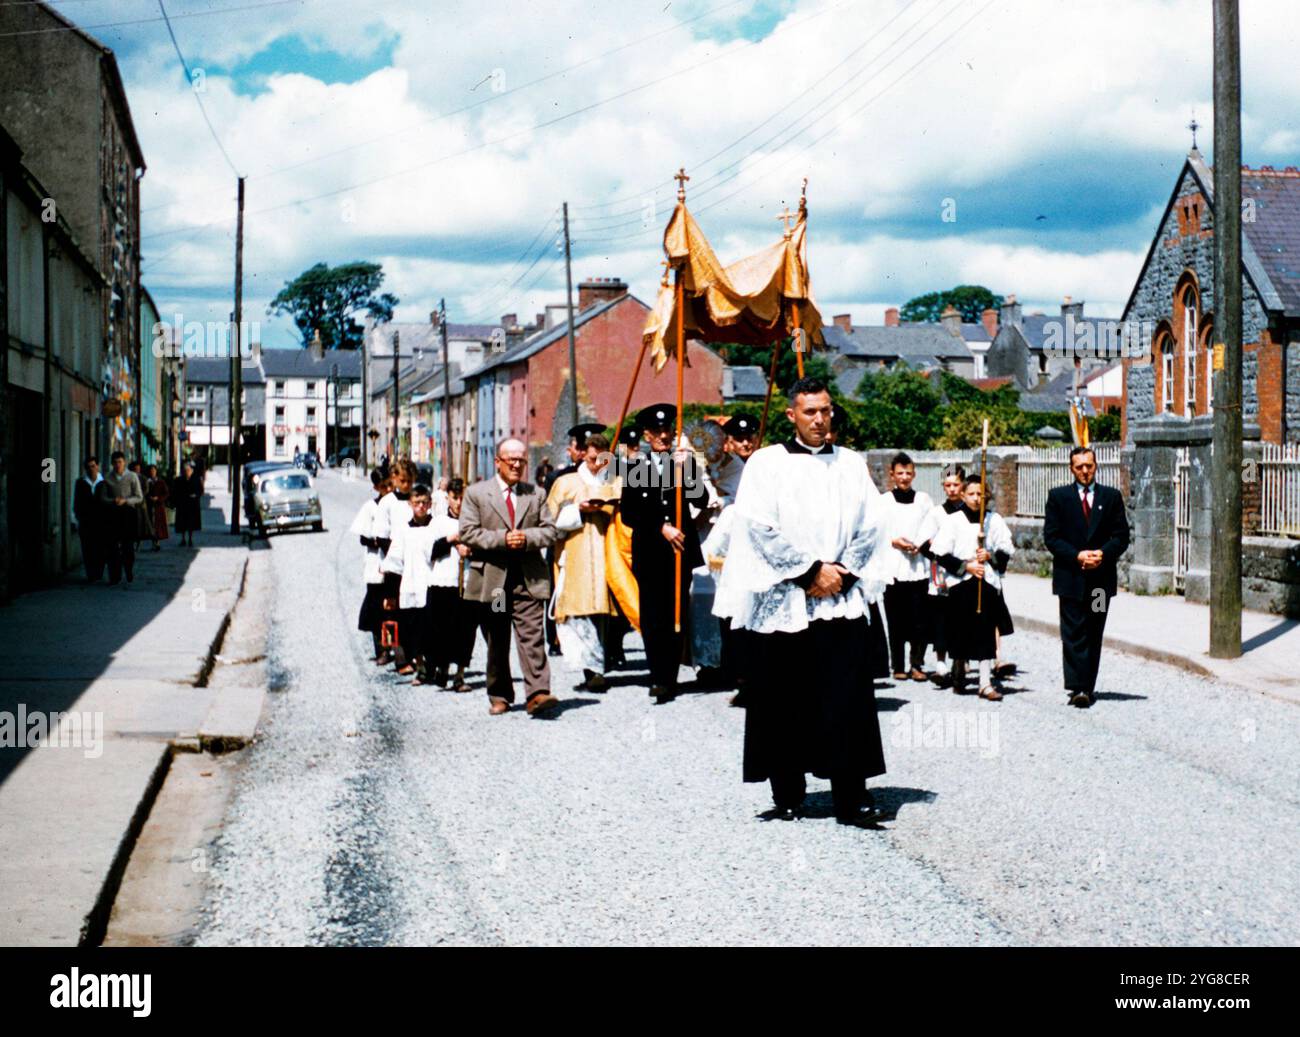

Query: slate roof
1002;313;1119;351
724;365;769;399
463;294;646;378
259;349;362;378
1242;167;1300;315
822;323;974;364
183;358;264;384
1016;370;1097;414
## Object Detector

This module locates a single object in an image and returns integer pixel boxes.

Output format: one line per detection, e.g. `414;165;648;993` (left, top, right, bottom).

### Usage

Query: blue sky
59;0;1300;347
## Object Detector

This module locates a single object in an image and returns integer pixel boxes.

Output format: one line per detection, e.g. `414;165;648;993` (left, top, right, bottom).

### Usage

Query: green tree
268;261;399;350
900;285;1003;324
933;406;1025;449
854;366;944;449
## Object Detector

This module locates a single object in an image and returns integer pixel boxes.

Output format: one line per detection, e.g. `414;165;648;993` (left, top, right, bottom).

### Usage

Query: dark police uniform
618;405;708;701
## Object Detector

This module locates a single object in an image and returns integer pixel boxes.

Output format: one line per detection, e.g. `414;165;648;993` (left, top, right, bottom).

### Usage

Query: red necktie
1080;486;1091;523
505;487;516;528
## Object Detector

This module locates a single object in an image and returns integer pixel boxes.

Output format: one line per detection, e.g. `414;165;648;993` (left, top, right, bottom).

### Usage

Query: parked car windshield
262;474;312;492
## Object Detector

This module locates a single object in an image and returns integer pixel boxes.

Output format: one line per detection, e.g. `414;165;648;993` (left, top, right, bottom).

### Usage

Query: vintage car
251;469;323;535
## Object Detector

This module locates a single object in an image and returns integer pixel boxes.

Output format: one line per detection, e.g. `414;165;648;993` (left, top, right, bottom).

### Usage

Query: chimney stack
884;307;900;327
939;304;962;338
501;313;518;330
833;313;853;332
1000;293;1022;328
981;308;998;340
577;276;628;312
1060;295;1084;321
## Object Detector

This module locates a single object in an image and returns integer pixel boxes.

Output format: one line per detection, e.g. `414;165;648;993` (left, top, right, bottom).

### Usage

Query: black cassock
743;615;887;787
619;451;707;689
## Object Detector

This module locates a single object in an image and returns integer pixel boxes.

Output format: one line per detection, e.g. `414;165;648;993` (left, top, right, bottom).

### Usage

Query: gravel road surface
194;471;1300;946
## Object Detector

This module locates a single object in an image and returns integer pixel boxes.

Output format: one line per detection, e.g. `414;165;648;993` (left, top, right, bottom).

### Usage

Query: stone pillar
1128;414;1190;595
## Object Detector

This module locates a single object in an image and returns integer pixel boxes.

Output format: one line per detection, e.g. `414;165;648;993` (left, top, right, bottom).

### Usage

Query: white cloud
102;0;1300;345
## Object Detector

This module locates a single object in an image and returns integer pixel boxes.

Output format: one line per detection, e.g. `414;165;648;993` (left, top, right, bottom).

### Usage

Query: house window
273;380;286;397
186;408;204;423
275;405;285;422
1182;288;1197;416
1202;321;1214;414
274;436;286;457
306;381;317;397
307;406;317;422
1160;336;1174;413
187;385;206;402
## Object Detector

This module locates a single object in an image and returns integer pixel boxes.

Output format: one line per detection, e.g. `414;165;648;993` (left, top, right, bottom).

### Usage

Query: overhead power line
156;0;240;177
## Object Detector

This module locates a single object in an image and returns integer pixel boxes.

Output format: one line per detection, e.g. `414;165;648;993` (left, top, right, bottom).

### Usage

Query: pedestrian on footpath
619;404;708;705
546;432;618;693
373;459;417;671
1042;445;1130;709
929;477;1015;700
174;460;203;546
426;478;475;691
878;452;934;682
145;464;170;550
351;469;392;664
102;451;144;586
714;377;890;828
458;437;560;717
916;464;965;687
73;457;105;582
382;484;439;684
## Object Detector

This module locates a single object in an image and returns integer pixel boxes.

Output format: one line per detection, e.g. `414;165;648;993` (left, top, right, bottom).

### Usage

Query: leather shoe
488;697;510;716
526;692;559;716
652;685;676;705
578;670;608;693
772;806;799;821
548;645;563;657
1069;690;1094;708
836;804;890;828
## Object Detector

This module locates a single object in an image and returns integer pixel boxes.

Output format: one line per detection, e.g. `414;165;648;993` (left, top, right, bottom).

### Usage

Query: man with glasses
459;438;560;716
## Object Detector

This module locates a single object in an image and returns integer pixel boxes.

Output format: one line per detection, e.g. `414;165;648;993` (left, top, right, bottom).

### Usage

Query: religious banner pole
976;417;989;614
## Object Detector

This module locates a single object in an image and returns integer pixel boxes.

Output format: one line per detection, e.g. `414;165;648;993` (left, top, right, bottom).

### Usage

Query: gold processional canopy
643;182;824;372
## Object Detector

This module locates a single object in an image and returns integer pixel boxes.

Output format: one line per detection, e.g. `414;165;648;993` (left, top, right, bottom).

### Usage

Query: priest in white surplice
714;377;890;828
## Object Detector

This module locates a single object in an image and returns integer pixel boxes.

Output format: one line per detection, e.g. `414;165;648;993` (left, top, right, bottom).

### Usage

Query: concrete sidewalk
1002;573;1300;703
0;477;256;946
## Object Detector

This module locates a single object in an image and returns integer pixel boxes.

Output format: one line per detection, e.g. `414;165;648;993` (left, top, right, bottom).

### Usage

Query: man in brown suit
459;437;560;716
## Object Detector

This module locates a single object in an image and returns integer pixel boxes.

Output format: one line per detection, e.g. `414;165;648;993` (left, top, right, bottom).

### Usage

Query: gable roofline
461;293;649;379
1121;151;1281;320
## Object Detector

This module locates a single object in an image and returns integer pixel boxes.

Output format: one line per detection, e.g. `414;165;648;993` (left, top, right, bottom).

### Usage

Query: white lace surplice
714;444;884;634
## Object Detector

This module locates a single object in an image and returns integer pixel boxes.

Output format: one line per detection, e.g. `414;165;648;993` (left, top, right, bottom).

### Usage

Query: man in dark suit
73;457;105;582
619;404;708;704
458;437;560;717
1042;446;1131;708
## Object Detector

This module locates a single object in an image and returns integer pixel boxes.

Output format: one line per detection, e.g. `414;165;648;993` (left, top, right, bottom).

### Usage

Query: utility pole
391;328;400;460
562;201;579;430
230;176;245;535
361;321;370;472
437;299;451;479
1210;0;1242;658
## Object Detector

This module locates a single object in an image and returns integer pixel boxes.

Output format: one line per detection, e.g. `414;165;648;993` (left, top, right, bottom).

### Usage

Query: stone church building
1120;148;1300;444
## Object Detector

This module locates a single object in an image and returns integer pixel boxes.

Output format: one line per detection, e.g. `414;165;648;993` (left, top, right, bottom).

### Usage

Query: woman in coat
145;464;170;550
174;460;203;545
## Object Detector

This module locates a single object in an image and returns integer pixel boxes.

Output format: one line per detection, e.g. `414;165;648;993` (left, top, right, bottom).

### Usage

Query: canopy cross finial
674;167;690;201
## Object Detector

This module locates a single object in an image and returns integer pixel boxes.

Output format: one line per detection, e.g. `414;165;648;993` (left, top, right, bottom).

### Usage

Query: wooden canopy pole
673;268;685;633
757;337;781;444
792;299;804;379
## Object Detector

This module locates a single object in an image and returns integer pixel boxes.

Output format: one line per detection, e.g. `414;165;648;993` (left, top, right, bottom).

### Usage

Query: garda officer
619;404;707;703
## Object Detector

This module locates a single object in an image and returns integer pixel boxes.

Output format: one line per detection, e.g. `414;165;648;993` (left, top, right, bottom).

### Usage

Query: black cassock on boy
619;404;708;703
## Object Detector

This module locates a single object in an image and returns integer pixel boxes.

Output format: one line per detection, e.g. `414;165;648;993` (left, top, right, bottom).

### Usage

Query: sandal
978;685;1003;701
